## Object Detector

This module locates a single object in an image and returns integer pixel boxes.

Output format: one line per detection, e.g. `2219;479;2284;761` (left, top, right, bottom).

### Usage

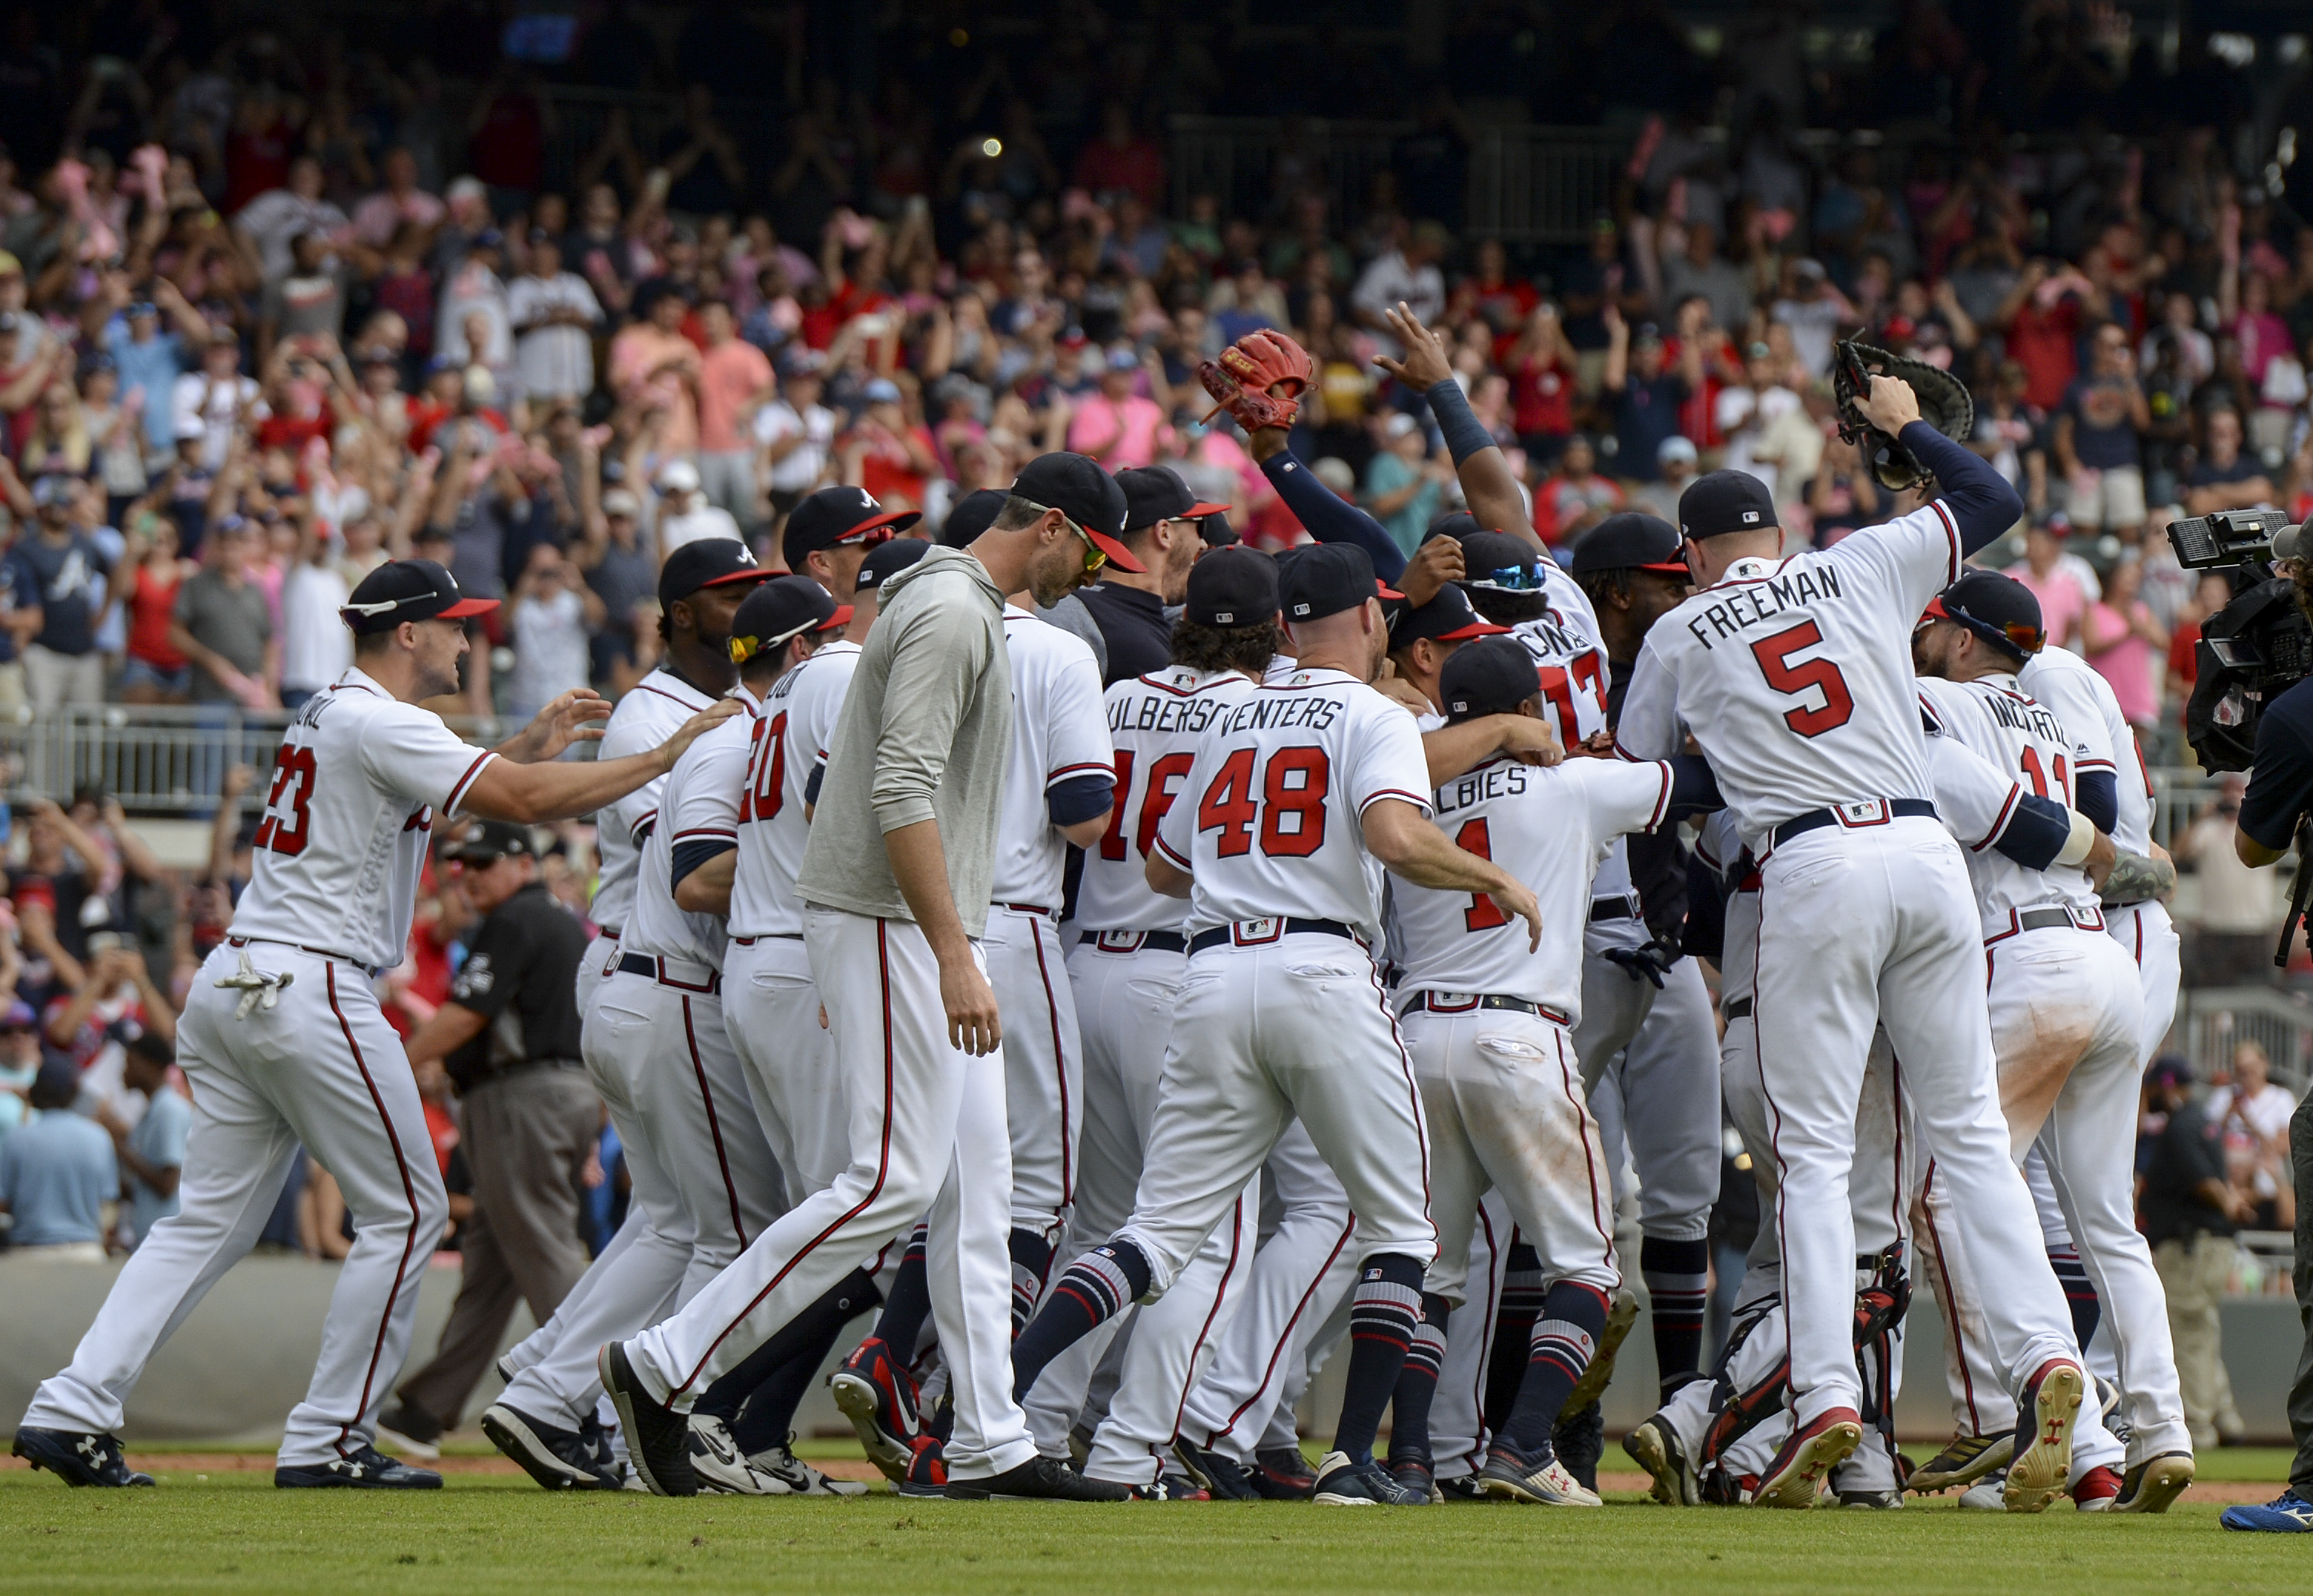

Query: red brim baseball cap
1086;525;1147;573
340;558;500;634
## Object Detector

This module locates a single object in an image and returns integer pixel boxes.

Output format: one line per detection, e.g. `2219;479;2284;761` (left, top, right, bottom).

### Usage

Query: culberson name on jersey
1434;760;1532;818
1684;564;1844;649
1216;689;1345;735
1111;692;1234;736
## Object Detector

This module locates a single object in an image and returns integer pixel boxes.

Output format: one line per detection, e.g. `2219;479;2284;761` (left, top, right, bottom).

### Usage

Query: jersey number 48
1197;746;1330;858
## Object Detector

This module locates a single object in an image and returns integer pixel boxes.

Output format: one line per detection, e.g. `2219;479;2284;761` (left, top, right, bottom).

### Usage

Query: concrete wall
4;1253;2303;1448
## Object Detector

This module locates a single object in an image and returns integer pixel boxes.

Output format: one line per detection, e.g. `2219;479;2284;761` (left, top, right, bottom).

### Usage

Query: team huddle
11;309;2197;1515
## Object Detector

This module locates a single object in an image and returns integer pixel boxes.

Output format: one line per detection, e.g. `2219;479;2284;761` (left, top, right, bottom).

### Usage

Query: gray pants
396;1065;602;1429
2293;1093;2313;1494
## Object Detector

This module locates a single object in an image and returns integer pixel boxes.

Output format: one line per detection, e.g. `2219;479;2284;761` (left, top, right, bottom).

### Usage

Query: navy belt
1588;893;1641;924
1770;798;1938;850
1400;990;1570;1025
616;952;721;994
1188;918;1359;956
1082;930;1188;954
1724;996;1753;1021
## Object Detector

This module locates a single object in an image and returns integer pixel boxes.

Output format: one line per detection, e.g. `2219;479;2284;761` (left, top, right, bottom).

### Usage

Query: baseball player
1626;735;2098;1507
1388;639;1721;1506
1006;541;1543;1507
13;559;734;1489
601;454;1138;1501
1614;377;2087;1511
483;538;772;1490
1910;572;2194;1512
782;483;918;600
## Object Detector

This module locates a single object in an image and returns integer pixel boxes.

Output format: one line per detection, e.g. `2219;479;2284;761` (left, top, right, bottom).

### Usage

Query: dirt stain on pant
1993;1001;2095;1157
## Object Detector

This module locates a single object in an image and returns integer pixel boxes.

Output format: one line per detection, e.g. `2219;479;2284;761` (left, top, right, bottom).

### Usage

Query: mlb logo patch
1742;510;1761;524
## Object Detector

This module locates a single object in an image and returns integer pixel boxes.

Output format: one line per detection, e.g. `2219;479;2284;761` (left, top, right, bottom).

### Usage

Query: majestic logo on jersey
1684;565;1844;649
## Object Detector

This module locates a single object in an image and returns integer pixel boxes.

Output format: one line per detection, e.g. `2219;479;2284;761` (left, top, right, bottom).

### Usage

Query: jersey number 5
1197;746;1330;857
1750;621;1856;739
252;744;318;856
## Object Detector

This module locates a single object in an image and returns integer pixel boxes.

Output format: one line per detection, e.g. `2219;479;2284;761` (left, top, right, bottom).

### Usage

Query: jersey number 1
1452;818;1510;932
1750;621;1856;739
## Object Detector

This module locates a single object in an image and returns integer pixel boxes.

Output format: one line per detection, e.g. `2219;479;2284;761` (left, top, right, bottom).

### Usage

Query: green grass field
6;1465;2309;1596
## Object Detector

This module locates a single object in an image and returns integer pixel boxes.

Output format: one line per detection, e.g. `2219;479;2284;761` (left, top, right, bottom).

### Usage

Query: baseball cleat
1436;1471;1484;1500
2110;1451;2194;1514
598;1340;695;1497
750;1436;869;1497
1552;1401;1605;1491
829;1337;920;1483
1958;1471;2006;1510
893;1435;950;1497
1837;1488;1904;1509
1311;1449;1430;1506
481;1402;618;1491
494;1352;519;1385
2223;1488;2313;1532
1624;1411;1701;1506
276;1446;441;1489
1559;1290;1641;1418
1125;1473;1211;1501
12;1428;154;1488
1753;1407;1862;1509
1477;1440;1602;1506
578;1411;620;1480
1387;1454;1443;1503
1251;1445;1317;1500
2003;1359;2083;1514
1907;1430;2014;1494
944;1454;1131;1501
1173;1440;1258;1500
689;1412;787;1495
2071;1465;2122;1511
373;1403;443;1462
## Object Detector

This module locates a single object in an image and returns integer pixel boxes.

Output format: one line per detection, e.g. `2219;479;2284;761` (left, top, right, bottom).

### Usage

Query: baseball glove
1831;339;1975;492
1198;329;1314;432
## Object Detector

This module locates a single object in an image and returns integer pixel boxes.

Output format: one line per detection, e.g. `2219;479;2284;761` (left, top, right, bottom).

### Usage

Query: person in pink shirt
608;286;701;460
693;299;774;526
349;148;446;248
1065;346;1168;469
2081;550;2168;731
2005;514;2094;649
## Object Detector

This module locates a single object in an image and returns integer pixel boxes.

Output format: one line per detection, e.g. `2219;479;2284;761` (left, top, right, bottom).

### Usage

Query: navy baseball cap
1924;569;2045;661
1280;543;1400;624
1390;582;1510;646
1570;511;1690;577
1459;530;1548;592
783;484;921;569
1440;638;1544;724
857;537;931;591
729;575;848;663
1012;451;1141;570
1426;509;1484;544
939;489;1008;549
1678;470;1779;540
446;820;535;865
1118;466;1230;532
1185;546;1279;628
658;537;768;607
340;559;499;635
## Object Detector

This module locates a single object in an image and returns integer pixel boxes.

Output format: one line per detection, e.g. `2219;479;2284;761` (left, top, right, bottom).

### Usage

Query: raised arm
1854;375;2024;556
1252;433;1409;583
1374;302;1541;553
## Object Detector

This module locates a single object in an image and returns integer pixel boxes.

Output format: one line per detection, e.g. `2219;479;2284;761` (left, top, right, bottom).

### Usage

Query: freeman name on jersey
1683;564;1845;649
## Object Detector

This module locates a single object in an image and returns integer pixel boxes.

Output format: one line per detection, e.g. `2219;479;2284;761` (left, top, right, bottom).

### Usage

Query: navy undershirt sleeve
1990;793;2072;870
2074;769;2119;835
1260;448;1407;583
1661;754;1723;820
669;838;738;890
1046;774;1116;827
804;762;825;807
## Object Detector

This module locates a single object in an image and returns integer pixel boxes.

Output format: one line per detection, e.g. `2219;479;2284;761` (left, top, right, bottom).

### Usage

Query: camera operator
2217;555;2313;1530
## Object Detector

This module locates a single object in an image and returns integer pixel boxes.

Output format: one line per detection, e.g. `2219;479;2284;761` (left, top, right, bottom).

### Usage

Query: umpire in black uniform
377;821;600;1458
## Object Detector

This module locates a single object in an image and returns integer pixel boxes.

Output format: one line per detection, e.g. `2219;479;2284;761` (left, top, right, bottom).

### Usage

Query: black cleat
1251;1444;1317;1500
1388;1452;1443;1503
276;1446;441;1489
944;1454;1131;1501
1126;1473;1211;1501
1172;1439;1258;1500
482;1403;619;1491
597;1340;695;1497
1552;1400;1605;1491
13;1428;154;1488
1312;1449;1430;1506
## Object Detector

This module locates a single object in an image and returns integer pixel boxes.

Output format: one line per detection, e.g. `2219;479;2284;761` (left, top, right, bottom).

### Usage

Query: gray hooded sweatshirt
797;545;1013;934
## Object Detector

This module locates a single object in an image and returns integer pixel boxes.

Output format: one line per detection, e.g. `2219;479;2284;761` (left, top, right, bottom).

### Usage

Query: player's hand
1398;534;1464;608
501;688;613;763
1572;729;1618;759
1856;373;1922;436
940;958;1003;1056
655;698;745;771
1487;877;1543;952
1494;715;1563;767
1603;937;1679;988
1373;302;1456;391
1372;666;1434;715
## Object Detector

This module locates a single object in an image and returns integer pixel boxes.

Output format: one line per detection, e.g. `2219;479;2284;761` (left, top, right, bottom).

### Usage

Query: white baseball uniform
986;607;1113;1254
2019;643;2180;1059
1913;672;2185;1463
1617;504;2075;1428
724;639;860;1200
24;669;486;1465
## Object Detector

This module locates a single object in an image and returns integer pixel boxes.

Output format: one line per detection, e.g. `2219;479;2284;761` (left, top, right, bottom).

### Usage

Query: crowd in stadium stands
1;0;2312;1256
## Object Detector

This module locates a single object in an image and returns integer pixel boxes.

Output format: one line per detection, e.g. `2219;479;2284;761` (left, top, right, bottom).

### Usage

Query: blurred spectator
171;517;274;708
10;474;105;709
0;1001;39;1136
0;1063;115;1257
2142;1056;2250;1449
2005;517;2095;652
2080;552;2166;735
2208;1042;2297;1231
93;1029;186;1248
1362;413;1448;555
2174;773;2285;988
693;298;772;526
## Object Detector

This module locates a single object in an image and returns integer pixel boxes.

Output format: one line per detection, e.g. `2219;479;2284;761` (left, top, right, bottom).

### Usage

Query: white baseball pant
2107;899;2181;1064
1024;936;1182;1456
24;946;449;1466
623;910;1036;1482
1178;1122;1357;1464
1750;818;2074;1427
724;936;848;1199
982;904;1084;1248
1426;1193;1512;1483
1591;958;1722;1242
1113;933;1436;1294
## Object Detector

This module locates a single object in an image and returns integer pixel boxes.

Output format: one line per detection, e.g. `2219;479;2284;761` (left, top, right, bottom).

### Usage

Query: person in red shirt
1071;102;1165;208
843;377;938;511
1504;301;1576;464
1997;259;2092;411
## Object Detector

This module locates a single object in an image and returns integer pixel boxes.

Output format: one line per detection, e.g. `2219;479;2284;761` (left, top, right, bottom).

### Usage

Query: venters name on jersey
1215;691;1345;735
1684;565;1844;649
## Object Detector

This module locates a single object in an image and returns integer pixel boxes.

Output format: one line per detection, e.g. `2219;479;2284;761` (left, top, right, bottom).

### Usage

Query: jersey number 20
1750;621;1856;739
741;712;789;824
1197;746;1330;857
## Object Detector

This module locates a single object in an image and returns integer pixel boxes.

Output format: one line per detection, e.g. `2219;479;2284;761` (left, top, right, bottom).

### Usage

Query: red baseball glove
1197;329;1314;432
